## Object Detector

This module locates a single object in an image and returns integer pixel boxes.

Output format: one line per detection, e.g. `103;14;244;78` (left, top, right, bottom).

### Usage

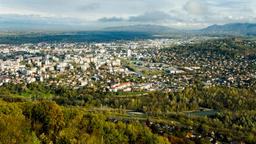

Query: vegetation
1;82;256;143
0;100;170;144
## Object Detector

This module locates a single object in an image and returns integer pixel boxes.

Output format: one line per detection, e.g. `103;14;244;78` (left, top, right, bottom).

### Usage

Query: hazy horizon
0;0;256;31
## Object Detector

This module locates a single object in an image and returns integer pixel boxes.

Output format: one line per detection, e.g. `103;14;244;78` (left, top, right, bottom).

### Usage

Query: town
1;37;256;92
2;0;256;143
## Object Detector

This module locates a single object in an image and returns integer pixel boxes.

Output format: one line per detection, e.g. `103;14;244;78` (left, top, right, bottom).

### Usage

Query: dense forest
1;83;256;143
0;100;171;144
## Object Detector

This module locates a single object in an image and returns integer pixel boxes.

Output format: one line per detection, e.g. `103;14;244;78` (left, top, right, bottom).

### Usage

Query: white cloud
0;0;255;29
129;11;173;22
184;0;209;16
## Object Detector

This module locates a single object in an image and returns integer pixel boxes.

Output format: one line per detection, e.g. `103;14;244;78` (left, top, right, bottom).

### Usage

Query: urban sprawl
1;37;256;92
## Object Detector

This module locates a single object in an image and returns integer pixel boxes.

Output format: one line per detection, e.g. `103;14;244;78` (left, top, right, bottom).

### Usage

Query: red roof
111;82;133;89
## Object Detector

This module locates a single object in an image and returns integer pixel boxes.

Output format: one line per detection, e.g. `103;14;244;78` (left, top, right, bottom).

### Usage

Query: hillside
201;23;256;35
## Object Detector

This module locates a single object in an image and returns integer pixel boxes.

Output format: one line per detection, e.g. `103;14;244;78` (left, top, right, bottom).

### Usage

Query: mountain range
0;15;256;36
1;23;256;44
103;23;256;36
201;23;256;35
102;24;179;34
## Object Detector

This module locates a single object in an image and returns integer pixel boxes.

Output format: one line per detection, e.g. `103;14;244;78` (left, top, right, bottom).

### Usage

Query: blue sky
0;0;255;29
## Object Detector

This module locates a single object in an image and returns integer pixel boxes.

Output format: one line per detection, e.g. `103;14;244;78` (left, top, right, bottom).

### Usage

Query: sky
0;0;256;30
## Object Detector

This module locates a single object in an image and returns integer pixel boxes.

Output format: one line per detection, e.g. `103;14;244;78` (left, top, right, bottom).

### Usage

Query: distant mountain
103;24;179;34
201;23;256;35
2;15;256;37
103;23;256;36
